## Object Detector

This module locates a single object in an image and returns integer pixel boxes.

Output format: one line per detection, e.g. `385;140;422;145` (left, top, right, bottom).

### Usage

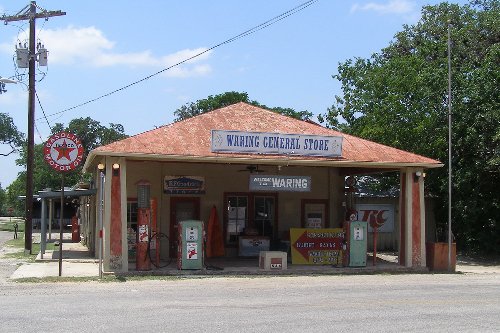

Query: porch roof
83;102;443;171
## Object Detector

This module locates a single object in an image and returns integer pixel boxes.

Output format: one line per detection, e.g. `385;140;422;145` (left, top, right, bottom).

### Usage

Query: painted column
109;161;122;270
399;169;426;267
103;157;128;272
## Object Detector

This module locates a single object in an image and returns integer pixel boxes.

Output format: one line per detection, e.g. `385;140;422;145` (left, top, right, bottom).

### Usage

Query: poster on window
227;220;245;233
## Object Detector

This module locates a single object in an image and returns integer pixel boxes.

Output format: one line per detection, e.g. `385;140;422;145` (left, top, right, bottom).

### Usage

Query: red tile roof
85;102;442;170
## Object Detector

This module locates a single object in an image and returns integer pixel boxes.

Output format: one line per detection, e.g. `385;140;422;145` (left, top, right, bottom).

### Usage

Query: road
1;226;499;333
0;273;499;332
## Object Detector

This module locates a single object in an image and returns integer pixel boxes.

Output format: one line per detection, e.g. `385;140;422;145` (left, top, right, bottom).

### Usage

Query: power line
37;0;318;121
35;91;52;132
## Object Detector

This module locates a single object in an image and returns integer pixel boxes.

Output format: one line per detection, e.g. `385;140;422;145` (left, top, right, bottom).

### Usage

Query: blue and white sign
249;175;311;192
211;130;342;157
164;176;205;194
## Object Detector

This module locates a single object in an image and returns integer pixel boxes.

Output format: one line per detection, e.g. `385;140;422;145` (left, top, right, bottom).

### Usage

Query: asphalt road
0;273;499;332
1;225;499;333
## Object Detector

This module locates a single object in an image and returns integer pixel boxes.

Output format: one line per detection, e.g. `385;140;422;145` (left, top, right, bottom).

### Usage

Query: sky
0;0;468;188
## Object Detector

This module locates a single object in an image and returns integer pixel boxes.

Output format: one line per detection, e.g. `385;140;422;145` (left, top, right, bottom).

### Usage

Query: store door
170;197;200;258
302;199;329;228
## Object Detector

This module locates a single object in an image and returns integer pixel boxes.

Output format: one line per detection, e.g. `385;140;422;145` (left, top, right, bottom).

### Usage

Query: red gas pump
71;215;80;242
136;180;151;271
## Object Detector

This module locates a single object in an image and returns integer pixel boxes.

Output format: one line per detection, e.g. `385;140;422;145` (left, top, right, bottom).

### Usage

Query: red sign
43;132;84;172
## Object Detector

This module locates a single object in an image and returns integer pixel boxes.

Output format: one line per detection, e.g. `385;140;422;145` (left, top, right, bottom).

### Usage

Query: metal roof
83;102;443;171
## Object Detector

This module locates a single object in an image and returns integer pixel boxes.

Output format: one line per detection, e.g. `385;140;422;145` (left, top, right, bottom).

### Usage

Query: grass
3;233;57;262
0;218;25;232
14;274;185;283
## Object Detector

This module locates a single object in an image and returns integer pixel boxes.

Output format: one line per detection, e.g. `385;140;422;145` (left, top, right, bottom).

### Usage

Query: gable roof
83;102;442;171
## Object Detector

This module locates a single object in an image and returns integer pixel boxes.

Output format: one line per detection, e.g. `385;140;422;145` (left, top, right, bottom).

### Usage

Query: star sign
53;139;75;161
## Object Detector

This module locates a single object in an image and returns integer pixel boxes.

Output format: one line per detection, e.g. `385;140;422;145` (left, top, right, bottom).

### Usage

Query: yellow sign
290;228;344;265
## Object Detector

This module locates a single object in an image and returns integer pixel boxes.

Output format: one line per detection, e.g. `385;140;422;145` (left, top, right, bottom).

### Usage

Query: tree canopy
5;117;128;214
0;112;24;157
320;0;499;254
174;91;313;122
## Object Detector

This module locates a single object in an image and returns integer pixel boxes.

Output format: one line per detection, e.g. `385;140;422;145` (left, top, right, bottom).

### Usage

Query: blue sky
0;0;467;187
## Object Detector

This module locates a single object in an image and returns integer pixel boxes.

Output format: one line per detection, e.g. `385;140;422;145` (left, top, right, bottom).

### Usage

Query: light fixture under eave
112;163;120;170
97;163;105;171
414;171;426;182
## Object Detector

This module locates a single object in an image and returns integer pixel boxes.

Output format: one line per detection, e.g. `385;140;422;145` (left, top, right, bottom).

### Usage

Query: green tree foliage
0;112;24;157
0;183;6;215
6;117;128;211
174;91;313;122
320;1;499;254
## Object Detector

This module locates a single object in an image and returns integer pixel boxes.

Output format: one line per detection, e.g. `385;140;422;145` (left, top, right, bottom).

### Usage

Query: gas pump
177;220;204;270
343;220;368;267
136;180;151;271
342;176;367;267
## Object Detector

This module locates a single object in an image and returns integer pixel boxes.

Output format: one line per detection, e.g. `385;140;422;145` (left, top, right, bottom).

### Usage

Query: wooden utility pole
1;2;66;253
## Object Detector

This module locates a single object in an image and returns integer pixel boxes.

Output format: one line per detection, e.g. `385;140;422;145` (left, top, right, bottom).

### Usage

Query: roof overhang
83;150;444;173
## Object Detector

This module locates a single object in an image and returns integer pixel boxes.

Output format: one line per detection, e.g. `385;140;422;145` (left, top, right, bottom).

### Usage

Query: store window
224;193;277;246
254;196;275;238
226;196;248;245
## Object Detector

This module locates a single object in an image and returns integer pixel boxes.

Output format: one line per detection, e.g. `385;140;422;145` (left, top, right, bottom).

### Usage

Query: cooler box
259;251;287;271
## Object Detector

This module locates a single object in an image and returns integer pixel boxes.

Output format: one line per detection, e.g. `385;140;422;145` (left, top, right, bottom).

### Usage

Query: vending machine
177;220;204;270
343;220;367;267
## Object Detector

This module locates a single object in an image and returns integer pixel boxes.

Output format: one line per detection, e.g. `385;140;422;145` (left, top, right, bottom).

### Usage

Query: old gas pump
177;220;204;270
342;176;367;267
343;220;368;267
136;180;151;271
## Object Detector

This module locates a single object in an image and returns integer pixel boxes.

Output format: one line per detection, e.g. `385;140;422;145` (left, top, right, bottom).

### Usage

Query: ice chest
259;251;287;271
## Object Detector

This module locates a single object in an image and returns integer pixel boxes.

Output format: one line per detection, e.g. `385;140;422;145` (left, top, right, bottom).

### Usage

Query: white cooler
259;251;287;271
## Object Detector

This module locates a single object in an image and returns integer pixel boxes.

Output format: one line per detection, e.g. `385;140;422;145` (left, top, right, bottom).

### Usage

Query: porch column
40;197;47;257
399;169;426;267
103;157;128;272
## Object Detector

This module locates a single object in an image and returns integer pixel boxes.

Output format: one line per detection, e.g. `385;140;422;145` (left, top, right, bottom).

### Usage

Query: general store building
82;102;442;272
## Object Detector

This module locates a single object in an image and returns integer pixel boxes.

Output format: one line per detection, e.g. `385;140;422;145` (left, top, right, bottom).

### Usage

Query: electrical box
177;220;204;270
16;48;29;68
38;48;48;66
344;220;367;267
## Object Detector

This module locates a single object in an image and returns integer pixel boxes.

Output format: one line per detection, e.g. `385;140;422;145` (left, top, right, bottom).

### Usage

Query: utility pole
447;21;453;272
1;2;65;254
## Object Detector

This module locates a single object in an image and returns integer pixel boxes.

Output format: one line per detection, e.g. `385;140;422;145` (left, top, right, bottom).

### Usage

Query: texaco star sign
44;132;84;172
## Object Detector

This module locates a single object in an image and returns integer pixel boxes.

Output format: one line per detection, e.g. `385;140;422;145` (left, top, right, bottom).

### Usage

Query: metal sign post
43;132;84;277
59;174;64;276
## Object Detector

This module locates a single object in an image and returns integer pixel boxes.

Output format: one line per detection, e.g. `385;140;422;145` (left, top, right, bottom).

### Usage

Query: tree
0;183;6;215
320;1;499;254
174;91;313;122
0;112;24;156
6;118;128;211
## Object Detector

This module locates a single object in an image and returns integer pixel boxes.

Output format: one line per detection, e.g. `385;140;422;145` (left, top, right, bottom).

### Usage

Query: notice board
290;228;344;265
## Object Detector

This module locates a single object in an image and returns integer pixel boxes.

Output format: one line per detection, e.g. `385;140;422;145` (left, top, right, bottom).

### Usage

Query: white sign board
249;175;311;192
356;204;395;233
211;130;342;157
